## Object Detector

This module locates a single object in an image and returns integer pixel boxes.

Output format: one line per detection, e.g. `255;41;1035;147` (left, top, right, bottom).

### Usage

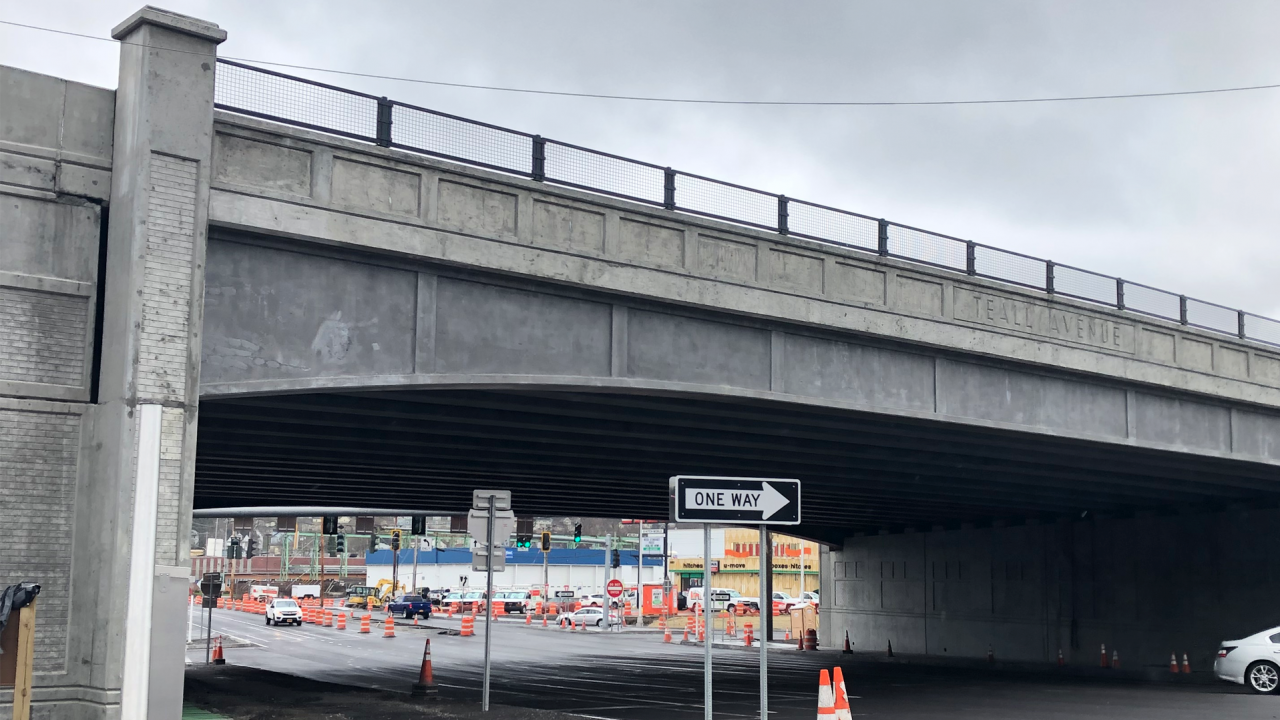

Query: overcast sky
4;1;1278;318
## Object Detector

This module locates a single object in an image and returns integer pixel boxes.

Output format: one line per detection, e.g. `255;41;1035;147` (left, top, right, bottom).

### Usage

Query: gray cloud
4;0;1277;316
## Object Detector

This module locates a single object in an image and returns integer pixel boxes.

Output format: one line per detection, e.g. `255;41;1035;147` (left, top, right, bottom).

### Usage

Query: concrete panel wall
826;510;1280;669
206;114;1280;419
202;241;417;384
0;65;112;717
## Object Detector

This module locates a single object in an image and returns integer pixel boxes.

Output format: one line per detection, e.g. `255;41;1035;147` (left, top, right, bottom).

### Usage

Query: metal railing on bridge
213;59;1280;348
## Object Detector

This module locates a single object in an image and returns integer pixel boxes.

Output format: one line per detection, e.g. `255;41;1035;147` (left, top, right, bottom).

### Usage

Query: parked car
771;591;797;613
460;590;487;612
265;598;302;626
687;587;759;614
1217;626;1280;693
557;607;621;628
797;591;819;610
494;589;533;614
581;593;622;609
385;594;432;620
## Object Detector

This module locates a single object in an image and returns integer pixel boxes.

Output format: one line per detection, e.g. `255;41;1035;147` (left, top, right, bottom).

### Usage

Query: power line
4;18;1280;107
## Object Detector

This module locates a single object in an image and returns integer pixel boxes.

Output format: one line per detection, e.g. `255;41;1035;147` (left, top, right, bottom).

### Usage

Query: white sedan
557;607;621;628
1216;626;1280;693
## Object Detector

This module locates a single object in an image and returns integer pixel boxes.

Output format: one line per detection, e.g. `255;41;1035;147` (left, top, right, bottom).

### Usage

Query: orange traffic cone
843;630;853;654
987;645;994;663
1181;653;1191;674
1112;650;1120;670
887;640;893;658
1057;648;1064;666
212;636;225;665
1170;654;1179;673
542;613;548;628
1100;643;1108;668
384;616;396;638
833;666;852;720
664;624;673;643
526;612;532;626
683;626;690;642
411;638;438;698
785;630;791;642
359;613;371;633
817;669;835;717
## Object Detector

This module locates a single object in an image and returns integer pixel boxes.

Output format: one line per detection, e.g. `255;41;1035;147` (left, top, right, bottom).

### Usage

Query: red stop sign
606;579;624;598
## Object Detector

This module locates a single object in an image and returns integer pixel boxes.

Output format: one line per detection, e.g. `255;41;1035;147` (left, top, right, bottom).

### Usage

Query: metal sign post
670;476;801;720
759;524;768;720
703;523;712;720
483;497;494;711
468;489;513;713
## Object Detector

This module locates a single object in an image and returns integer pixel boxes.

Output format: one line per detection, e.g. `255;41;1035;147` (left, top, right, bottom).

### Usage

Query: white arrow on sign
685;481;791;519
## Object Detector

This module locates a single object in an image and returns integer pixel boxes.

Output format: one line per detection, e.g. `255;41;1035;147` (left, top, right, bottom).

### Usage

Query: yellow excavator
344;579;404;610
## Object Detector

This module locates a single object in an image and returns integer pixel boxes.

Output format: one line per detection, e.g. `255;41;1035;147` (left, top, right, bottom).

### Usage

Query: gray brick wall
154;407;185;565
137;154;196;403
137;153;199;563
0;407;79;674
0;287;88;387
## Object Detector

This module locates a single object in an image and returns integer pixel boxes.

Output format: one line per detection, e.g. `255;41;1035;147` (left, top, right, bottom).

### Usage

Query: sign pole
637;520;643;613
759;524;768;720
482;497;495;711
703;522;712;720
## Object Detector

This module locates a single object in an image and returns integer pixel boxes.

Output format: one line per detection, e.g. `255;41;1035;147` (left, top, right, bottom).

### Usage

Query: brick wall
139;153;199;563
0;407;81;673
0;287;89;387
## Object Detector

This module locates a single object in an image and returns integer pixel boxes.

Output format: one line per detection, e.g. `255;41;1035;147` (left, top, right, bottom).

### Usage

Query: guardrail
213;59;1280;348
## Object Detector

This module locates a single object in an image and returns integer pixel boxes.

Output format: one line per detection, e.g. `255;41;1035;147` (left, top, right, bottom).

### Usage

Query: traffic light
411;515;426;535
245;536;258;559
322;516;338;535
516;534;530;549
611;549;620;568
540;532;552;552
228;537;241;559
390;530;401;551
573;524;582;544
335;533;346;554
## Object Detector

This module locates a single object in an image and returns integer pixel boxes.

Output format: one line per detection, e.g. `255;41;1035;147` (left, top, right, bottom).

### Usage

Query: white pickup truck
687;587;760;614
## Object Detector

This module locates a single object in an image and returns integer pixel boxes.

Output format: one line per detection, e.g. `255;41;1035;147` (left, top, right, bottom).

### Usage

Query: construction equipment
345;579;404;610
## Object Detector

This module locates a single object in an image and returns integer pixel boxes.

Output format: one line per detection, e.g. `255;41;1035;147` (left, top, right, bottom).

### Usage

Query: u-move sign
669;476;801;525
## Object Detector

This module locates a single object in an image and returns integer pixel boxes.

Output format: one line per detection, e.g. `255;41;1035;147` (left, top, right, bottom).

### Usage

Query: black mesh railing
213;59;1275;348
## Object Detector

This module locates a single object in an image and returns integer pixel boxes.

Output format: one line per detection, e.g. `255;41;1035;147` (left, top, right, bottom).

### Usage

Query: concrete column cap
112;5;227;44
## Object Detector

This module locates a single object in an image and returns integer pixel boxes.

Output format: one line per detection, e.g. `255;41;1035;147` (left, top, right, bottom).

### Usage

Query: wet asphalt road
187;610;1277;719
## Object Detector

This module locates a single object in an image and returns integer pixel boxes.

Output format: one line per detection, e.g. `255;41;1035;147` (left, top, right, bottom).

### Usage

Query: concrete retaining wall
825;509;1280;671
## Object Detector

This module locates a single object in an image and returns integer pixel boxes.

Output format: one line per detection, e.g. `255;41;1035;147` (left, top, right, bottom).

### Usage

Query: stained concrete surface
187;610;1275;719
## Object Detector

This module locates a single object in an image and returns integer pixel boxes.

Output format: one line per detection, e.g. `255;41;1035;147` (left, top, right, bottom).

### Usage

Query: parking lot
187;609;1271;719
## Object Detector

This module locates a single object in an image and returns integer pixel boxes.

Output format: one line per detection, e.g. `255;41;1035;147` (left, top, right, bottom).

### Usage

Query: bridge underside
194;388;1280;542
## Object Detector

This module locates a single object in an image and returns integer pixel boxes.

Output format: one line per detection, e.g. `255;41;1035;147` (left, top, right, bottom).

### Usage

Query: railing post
663;168;677;211
376;97;393;147
777;195;789;235
1179;295;1188;325
1238;310;1247;339
877;219;889;257
965;242;977;276
1045;261;1055;294
531;135;546;182
1116;278;1126;311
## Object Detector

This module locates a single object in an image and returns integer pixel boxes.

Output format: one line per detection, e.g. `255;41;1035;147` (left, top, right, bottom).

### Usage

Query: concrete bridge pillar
92;7;223;718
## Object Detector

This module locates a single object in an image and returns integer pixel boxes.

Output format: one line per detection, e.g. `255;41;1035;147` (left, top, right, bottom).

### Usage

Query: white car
1216;626;1280;693
557;607;621;627
265;598;302;626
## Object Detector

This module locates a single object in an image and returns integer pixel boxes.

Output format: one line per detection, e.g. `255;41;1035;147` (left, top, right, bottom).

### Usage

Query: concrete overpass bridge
4;7;1280;718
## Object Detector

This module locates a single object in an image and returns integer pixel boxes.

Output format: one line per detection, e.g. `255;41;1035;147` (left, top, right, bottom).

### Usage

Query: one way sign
669;476;801;525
